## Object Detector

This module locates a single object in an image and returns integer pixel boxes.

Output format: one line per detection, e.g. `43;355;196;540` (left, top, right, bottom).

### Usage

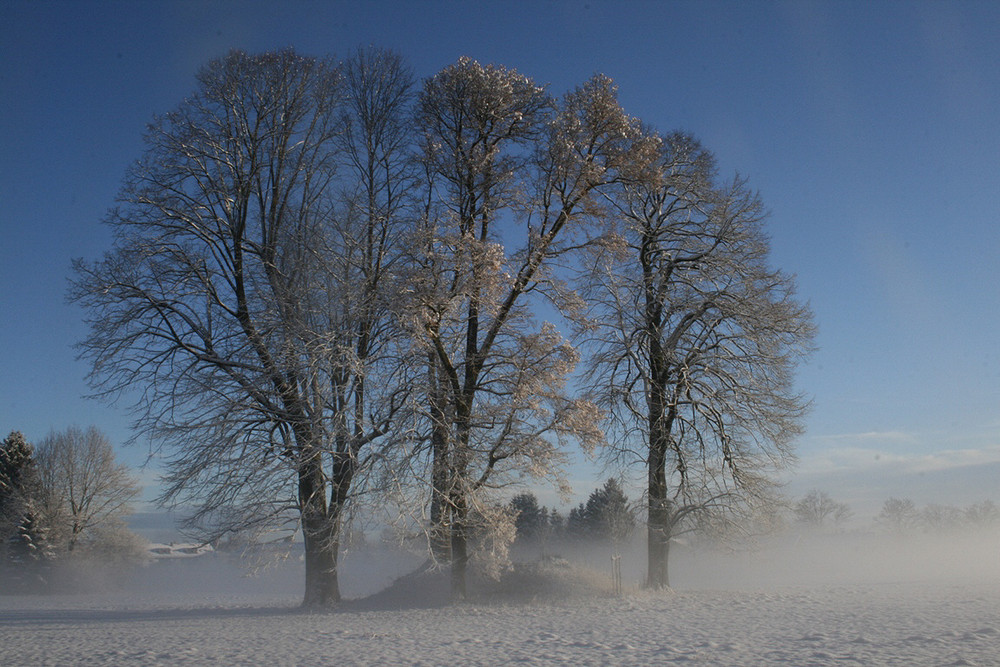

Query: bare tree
964;500;999;529
34;426;140;553
876;497;920;534
794;490;853;529
322;46;418;547
405;60;651;597
919;503;968;534
72;50;408;607
580;131;815;588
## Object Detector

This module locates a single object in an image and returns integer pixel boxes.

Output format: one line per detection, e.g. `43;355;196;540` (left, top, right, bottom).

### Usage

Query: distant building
145;542;215;559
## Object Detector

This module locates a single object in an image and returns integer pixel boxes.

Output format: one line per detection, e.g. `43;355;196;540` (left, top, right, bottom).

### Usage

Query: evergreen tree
566;502;591;539
509;493;547;542
8;508;53;565
548;507;564;536
587;479;635;546
2;432;35;549
1;431;52;579
565;479;636;545
1;431;36;507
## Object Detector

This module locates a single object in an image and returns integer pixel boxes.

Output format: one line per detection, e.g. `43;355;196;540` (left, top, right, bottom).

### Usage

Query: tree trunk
645;321;674;589
646;510;671;588
647;441;671;589
429;466;451;562
298;446;341;607
643;229;673;590
450;495;468;600
302;518;340;607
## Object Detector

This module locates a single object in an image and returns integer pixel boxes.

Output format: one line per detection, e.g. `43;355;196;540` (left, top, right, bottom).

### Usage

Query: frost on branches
73;49;813;604
579;131;815;588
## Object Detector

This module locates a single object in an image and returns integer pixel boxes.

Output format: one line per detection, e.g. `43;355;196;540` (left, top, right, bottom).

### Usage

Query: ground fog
2;528;999;666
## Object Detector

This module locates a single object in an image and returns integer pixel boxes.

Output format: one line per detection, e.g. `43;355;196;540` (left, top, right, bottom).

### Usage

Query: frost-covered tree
72;50;411;607
322;46;419;543
1;432;35;536
72;47;817;603
34;426;140;553
1;431;52;572
409;57;553;574
406;60;652;597
580;132;815;588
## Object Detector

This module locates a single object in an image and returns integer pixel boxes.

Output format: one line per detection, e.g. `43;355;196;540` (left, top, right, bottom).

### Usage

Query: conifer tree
1;431;52;576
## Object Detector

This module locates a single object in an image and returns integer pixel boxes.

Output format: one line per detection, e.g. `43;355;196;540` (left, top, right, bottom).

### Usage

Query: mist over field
675;529;1000;590
90;511;1000;603
3;524;1000;666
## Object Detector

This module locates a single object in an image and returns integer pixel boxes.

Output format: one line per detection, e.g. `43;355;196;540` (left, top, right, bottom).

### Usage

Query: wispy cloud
812;430;916;444
797;443;1000;477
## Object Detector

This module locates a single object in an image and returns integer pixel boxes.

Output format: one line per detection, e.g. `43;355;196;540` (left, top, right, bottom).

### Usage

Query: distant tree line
791;490;999;535
0;428;142;591
875;497;999;535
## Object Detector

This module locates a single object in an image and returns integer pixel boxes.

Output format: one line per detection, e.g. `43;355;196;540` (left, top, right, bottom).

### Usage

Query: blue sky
2;0;998;517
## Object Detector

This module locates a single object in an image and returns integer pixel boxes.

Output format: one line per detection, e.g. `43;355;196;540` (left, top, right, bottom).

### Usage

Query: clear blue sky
2;0;998;516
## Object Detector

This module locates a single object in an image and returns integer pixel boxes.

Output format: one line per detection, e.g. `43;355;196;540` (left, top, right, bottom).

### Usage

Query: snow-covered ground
3;534;999;666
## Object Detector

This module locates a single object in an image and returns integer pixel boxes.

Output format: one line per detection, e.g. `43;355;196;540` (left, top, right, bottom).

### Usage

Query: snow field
4;532;1000;666
2;581;999;666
